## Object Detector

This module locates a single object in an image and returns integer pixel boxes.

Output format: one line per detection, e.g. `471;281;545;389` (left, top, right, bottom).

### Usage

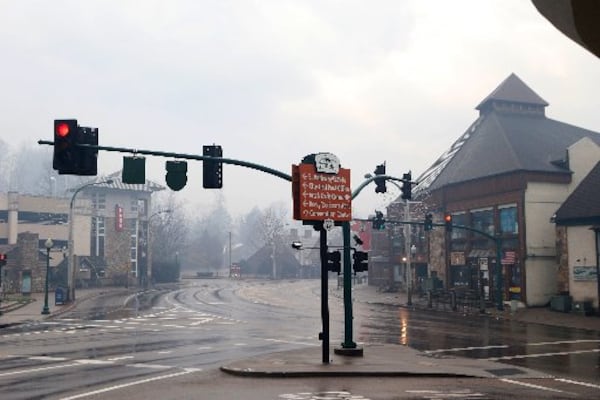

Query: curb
219;365;474;378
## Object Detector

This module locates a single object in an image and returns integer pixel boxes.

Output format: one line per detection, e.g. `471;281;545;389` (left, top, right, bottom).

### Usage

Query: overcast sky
2;0;599;219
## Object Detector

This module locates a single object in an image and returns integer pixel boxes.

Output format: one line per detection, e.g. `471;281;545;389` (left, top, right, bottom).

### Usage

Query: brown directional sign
292;163;352;221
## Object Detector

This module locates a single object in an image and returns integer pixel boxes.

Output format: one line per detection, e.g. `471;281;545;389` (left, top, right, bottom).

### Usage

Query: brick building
0;172;164;294
373;73;600;308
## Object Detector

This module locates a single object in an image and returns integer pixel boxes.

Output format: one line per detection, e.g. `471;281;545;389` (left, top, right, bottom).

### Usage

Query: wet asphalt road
0;279;599;399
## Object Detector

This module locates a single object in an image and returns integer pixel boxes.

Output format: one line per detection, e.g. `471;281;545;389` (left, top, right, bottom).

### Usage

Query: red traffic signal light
0;253;7;266
444;214;453;232
53;119;78;174
56;122;71;137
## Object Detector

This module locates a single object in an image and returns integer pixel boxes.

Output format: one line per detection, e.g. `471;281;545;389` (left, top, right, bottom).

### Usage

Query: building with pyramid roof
383;73;600;308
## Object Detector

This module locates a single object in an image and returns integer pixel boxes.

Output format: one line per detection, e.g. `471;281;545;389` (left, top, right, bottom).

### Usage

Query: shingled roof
554;161;600;226
73;171;165;193
415;73;600;195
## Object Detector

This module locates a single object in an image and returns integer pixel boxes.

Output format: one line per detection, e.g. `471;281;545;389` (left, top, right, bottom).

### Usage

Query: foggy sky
2;0;599;219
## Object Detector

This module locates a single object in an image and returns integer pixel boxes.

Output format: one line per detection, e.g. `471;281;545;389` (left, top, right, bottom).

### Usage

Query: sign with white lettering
292;163;352;222
115;204;124;232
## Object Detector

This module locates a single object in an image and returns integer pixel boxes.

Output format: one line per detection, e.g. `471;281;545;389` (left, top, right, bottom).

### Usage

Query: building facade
0;171;164;293
372;73;600;308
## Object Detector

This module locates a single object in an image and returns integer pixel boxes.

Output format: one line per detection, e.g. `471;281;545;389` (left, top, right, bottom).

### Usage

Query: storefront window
451;212;467;239
499;205;518;234
471;208;494;236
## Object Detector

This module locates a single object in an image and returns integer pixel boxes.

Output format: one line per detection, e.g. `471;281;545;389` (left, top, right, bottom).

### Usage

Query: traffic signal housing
372;210;385;230
424;213;433;231
53;119;79;174
374;163;386;193
165;160;188;191
203;145;223;189
353;251;368;274
0;253;7;266
327;250;341;274
53;119;98;176
444;213;453;232
401;171;412;200
78;127;98;176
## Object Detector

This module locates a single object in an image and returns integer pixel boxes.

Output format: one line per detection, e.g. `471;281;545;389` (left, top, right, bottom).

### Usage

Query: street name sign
292;160;351;222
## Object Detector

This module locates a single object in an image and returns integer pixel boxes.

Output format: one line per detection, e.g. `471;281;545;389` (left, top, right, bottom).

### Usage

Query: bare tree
150;194;190;281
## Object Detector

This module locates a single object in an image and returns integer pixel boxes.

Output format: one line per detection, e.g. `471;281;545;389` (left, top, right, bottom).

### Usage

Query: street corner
220;343;554;380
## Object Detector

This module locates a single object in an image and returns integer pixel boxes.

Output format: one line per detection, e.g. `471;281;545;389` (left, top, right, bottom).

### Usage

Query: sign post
292;153;351;364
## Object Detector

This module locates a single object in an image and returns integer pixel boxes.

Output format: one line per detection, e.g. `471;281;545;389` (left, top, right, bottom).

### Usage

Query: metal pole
496;237;504;311
341;222;356;349
595;229;600;314
42;245;51;315
319;225;330;364
406;200;412;306
68;199;75;301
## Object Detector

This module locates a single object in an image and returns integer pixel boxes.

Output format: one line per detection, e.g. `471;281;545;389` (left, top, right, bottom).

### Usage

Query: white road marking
500;378;567;394
265;338;317;347
0;362;81;377
554;378;600;390
528;339;600;346
29;356;68;361
126;363;172;369
107;356;134;361
487;348;600;361
424;345;508;354
75;359;114;365
57;368;201;400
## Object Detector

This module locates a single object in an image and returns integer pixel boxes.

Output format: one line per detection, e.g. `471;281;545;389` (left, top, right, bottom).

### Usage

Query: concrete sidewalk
0;287;124;327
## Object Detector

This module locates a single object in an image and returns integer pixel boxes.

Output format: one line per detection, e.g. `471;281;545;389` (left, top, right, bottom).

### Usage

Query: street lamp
408;244;416;306
42;238;53;315
68;179;113;302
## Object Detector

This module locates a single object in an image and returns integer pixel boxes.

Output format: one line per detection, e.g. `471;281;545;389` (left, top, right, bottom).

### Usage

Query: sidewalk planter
550;295;572;313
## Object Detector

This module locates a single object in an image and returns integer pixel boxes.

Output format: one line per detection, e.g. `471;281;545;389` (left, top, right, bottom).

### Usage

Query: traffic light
78;127;98;176
353;251;368;274
327;250;341;274
372;210;385;230
203;145;223;189
165;160;188;191
374;163;386;193
424;213;433;231
401;171;412;200
53;119;79;174
53;119;98;176
444;213;453;232
0;253;6;266
122;156;146;184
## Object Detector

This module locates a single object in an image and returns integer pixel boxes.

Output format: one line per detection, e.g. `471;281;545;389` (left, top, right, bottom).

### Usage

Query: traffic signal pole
319;225;330;364
38;141;293;182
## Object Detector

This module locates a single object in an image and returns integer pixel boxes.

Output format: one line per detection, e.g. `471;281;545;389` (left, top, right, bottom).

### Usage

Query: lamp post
68;179;113;302
42;238;53;315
